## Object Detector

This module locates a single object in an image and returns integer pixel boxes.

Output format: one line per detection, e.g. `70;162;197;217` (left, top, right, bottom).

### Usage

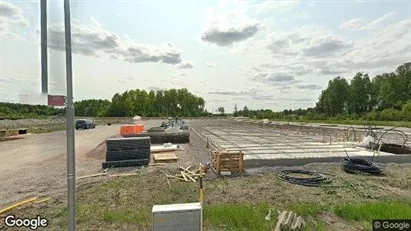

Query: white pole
63;0;76;230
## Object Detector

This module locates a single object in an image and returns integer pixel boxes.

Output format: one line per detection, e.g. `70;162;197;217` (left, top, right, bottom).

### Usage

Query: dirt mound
85;134;122;159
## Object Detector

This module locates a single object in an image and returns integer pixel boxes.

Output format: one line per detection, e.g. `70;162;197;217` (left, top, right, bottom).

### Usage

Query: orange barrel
120;124;136;135
135;124;144;133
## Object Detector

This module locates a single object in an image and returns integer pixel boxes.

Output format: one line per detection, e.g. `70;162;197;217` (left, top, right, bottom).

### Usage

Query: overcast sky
0;0;410;112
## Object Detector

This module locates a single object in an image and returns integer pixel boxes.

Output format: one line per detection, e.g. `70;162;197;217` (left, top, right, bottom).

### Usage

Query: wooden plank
239;151;244;172
153;152;178;162
181;171;189;182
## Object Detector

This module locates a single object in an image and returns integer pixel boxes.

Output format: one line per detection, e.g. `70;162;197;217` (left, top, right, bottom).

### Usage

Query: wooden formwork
212;151;244;175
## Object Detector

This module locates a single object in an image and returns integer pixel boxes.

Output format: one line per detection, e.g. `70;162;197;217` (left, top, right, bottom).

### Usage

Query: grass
5;164;411;231
333;200;411;221
205;202;276;230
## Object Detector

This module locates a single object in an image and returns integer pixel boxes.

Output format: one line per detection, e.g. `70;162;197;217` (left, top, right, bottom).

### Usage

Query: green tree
217;107;225;115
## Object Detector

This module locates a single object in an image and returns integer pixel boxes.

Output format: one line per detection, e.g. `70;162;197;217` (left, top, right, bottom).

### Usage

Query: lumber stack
102;137;151;168
212;151;244;175
166;166;205;182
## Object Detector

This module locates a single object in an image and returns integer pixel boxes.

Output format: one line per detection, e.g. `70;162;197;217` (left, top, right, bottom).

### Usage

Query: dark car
75;119;96;130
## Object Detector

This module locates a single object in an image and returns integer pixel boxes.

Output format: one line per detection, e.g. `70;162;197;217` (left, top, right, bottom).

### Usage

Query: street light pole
40;0;48;94
63;0;76;230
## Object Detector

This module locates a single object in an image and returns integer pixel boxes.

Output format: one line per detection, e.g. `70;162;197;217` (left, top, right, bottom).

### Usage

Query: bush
402;101;411;121
379;108;403;121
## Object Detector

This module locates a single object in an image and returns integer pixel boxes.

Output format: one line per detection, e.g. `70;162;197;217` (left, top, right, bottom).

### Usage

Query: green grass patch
333;200;411;221
205;202;276;231
289;203;324;217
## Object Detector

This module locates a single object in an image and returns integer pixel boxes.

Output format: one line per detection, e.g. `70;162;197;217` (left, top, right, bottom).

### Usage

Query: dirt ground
0;120;162;207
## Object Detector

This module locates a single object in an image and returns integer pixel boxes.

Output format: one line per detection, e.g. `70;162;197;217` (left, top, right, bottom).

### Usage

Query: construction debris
0;197;50;215
212;151;244;175
151;144;182;153
165;166;206;183
77;172;107;180
0;128;29;141
274;210;306;231
153;152;178;163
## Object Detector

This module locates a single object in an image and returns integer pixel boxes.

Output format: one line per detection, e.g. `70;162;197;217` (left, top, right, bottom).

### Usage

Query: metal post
40;0;48;93
63;0;76;230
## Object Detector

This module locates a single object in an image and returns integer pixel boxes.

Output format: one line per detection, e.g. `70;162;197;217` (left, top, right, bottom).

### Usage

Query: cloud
256;73;295;83
303;38;353;57
0;1;29;39
201;5;262;46
254;0;301;14
201;23;260;46
340;12;397;32
340;18;364;31
0;1;29;29
206;62;219;68
276;97;313;102
208;88;273;100
263;13;408;76
176;73;188;77
267;26;353;58
177;62;194;69
47;18;188;66
148;86;166;91
116;79;128;84
362;12;396;30
296;84;322;90
251;72;300;86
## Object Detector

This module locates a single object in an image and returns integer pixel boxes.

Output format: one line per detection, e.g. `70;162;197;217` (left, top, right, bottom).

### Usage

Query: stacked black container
102;137;151;168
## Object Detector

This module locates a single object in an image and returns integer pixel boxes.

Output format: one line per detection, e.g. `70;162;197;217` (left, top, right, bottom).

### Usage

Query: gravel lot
0;120;162;207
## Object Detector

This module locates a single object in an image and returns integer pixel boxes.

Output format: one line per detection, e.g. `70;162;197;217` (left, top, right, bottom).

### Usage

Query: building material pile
165;166;205;182
212;151;244;175
274;210;305;231
102;137;151;168
0;128;28;141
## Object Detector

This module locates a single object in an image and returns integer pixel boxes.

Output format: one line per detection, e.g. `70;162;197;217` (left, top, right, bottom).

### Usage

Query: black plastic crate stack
102;137;151;168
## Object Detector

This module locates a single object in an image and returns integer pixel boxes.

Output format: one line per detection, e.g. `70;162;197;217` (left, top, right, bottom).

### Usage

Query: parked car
75;119;96;129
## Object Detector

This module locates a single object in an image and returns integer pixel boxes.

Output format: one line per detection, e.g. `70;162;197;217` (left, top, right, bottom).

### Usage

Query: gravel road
0;120;161;207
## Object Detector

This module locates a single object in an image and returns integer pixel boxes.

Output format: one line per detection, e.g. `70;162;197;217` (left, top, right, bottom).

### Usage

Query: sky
0;0;410;112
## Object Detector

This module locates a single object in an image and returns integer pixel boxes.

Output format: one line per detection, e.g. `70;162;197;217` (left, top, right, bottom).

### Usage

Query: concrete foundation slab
195;124;410;168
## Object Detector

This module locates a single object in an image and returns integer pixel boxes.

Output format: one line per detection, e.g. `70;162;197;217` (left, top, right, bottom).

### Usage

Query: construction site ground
0;119;410;230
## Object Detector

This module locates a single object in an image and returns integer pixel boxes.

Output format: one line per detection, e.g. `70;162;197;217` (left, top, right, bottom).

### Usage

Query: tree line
0;88;208;119
0;102;65;119
75;88;207;117
233;62;411;121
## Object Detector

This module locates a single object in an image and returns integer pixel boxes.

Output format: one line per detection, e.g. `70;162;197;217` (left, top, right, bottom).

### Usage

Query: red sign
48;95;66;106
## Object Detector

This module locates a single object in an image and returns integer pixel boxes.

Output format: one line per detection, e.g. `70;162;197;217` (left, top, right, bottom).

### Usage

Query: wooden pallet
0;128;28;141
212;151;244;175
153;152;178;163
